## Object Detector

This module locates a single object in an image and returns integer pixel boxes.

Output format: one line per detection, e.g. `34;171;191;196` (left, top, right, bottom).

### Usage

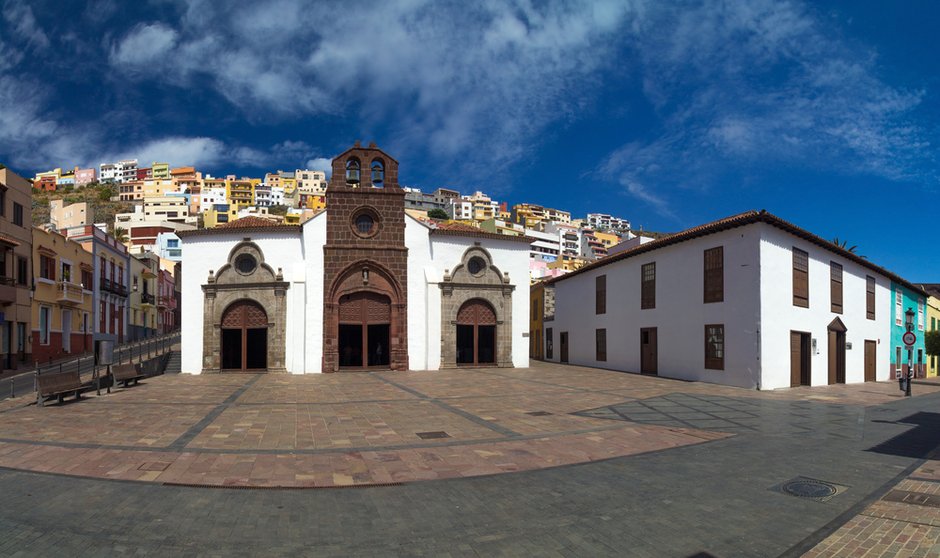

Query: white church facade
179;143;530;374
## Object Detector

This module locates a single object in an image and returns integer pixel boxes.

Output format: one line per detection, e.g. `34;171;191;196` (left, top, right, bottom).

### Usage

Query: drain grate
771;476;847;502
415;431;451;440
525;411;553;416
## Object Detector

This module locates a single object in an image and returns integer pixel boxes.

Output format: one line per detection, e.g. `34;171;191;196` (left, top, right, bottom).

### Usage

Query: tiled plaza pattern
3;362;935;489
1;362;939;556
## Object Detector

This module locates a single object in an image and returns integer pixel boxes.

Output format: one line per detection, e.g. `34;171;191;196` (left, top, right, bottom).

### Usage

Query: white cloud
2;1;49;50
599;0;934;212
305;157;332;177
110;23;178;67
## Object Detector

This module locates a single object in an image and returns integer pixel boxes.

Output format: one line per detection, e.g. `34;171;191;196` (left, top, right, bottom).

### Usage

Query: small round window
353;211;377;237
467;256;486;276
234;254;257;275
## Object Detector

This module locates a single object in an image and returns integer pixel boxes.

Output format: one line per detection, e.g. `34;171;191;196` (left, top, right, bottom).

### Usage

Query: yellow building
480;218;525;237
129;253;159;340
530;282;545;359
226;179;255;209
31;227;94;362
0;168;33;370
921;284;940;376
203;204;239;227
304;194;326;211
151;162;170;180
593;231;619;249
547;254;587;273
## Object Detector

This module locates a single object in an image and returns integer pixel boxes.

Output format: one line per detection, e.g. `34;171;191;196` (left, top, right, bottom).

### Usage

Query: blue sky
0;0;937;280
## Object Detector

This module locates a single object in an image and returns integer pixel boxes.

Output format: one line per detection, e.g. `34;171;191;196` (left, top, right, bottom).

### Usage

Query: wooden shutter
830;262;843;314
705;324;724;370
704;247;723;303
792;248;809;308
596;328;607;361
641;263;656;309
596;275;606;315
866;276;875;320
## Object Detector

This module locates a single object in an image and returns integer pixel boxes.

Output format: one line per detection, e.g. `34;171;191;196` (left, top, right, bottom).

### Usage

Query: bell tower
322;142;409;372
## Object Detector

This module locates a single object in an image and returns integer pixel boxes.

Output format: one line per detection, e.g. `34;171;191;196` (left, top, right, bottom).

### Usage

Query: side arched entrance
456;299;497;366
221;300;268;371
440;247;514;369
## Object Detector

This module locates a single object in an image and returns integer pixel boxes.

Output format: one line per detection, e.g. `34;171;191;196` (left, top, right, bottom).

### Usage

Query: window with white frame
918;299;925;331
895;290;903;326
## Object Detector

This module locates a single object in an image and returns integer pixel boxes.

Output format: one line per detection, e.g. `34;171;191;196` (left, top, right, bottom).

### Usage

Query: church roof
416;217;533;244
177;216;299;238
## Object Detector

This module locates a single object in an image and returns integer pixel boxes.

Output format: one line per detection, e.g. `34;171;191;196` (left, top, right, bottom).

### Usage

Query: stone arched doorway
456;299;497;366
323;261;407;372
338;291;391;369
221;300;268;371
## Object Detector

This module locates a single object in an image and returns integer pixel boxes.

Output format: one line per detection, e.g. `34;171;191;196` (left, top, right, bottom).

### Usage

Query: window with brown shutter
704;247;723;303
792;248;809;308
596;328;607;361
39;255;55;281
705;324;724;370
596;275;606;314
830;262;843;314
866;276;876;320
641;262;656;309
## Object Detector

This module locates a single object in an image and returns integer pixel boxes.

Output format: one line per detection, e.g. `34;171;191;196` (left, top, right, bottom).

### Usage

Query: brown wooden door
827;330;846;384
560;332;568;363
864;340;876;382
338;292;391;369
790;331;802;387
456;299;497;366
790;331;811;387
221;300;268;371
641;327;658;375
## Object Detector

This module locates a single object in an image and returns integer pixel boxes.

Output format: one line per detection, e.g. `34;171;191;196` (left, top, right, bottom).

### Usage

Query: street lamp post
905;307;915;397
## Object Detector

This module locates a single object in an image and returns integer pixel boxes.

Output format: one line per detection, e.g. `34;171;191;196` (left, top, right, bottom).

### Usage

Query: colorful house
889;282;929;379
918;284;940;376
31;227;94;362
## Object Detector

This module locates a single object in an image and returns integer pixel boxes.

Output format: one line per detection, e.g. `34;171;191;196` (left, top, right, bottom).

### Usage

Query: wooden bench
37;370;84;406
111;363;146;387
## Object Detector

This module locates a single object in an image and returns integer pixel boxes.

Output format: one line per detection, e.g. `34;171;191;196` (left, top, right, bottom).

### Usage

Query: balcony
56;281;84;306
157;295;174;309
100;277;111;292
0;276;15;305
140;292;155;307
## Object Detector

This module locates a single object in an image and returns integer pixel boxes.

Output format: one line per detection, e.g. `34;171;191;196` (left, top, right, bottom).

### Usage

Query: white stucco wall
300;213;326;373
183;213;530;374
180;231;304;374
758;224;892;389
549;226;763;388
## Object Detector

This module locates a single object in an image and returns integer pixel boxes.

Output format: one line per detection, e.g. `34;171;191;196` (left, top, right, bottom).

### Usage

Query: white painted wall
183;213;531;374
549;226;763;388
757;224;892;389
180;231;304;374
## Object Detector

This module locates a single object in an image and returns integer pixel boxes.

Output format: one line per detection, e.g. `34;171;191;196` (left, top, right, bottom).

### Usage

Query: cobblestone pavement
0;362;938;556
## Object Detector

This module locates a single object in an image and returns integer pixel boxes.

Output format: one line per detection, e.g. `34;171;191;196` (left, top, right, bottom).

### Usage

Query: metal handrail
1;331;181;401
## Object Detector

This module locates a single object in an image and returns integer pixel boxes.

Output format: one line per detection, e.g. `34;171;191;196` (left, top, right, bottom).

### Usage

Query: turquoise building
890;282;929;378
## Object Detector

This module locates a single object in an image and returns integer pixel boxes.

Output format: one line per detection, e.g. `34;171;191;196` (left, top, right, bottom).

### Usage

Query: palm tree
831;237;866;259
113;226;129;243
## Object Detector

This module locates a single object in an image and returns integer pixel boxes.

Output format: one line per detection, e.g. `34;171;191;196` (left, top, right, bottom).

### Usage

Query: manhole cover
782;479;836;499
771;476;847;502
415;431;450;440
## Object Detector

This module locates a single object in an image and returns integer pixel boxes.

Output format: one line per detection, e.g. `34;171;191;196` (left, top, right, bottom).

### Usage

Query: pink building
74;168;97;186
157;269;177;334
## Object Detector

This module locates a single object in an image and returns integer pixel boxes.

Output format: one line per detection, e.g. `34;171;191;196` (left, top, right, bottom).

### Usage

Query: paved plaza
0;361;939;556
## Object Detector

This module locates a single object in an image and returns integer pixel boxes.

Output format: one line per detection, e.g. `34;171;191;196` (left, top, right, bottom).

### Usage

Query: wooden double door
456;299;496;366
221;300;268;371
338;292;391;370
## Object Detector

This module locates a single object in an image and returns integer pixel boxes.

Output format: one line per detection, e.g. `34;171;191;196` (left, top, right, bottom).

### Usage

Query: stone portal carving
440;246;514;368
201;241;288;373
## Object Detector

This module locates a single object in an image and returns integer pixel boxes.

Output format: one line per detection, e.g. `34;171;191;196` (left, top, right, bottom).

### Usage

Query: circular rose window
234;254;257;274
467;256;486;276
352;210;379;238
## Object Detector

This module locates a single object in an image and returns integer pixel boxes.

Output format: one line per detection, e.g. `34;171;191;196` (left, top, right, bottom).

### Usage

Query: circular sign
903;331;917;346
